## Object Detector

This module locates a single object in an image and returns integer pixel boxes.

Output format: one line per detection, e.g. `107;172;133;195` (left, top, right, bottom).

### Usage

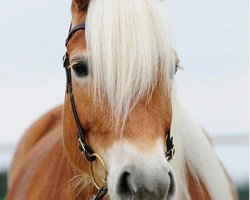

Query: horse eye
72;61;88;77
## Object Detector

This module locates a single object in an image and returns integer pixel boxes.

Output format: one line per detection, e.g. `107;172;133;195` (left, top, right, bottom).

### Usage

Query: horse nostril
117;171;131;195
167;171;176;198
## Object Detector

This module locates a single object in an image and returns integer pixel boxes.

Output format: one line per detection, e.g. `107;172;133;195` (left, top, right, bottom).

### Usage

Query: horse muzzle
106;140;176;200
115;167;175;200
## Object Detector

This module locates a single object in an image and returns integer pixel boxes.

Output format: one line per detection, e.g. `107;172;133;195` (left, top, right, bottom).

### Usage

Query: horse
6;0;238;199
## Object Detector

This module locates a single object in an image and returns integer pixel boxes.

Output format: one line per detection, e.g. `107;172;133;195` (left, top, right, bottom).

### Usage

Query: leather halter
64;24;108;200
63;23;176;200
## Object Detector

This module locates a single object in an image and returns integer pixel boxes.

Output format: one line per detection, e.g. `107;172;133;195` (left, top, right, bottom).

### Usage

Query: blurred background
0;0;248;199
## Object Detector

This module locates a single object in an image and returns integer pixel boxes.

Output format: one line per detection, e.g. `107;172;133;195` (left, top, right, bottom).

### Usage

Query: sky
0;0;248;184
0;0;248;144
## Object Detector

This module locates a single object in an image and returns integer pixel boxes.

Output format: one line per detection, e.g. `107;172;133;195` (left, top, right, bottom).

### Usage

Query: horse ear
72;0;90;12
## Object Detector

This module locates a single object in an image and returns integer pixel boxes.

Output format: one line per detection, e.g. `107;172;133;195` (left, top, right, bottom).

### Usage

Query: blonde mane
86;0;175;128
84;1;233;199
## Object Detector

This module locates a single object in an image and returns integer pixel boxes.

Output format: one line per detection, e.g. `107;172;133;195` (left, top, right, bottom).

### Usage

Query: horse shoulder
8;105;63;188
6;126;73;200
187;129;238;200
7;105;95;200
187;167;211;200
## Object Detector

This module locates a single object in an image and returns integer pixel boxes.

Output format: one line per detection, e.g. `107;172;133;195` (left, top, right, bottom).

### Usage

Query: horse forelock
85;0;175;130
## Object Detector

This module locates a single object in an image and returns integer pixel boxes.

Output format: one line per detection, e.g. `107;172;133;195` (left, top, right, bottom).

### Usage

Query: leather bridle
63;23;176;200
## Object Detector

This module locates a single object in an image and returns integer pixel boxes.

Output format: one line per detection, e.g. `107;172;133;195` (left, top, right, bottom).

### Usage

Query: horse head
63;0;177;199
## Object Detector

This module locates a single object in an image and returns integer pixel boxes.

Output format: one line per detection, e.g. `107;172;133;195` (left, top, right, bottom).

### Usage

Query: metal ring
89;153;108;190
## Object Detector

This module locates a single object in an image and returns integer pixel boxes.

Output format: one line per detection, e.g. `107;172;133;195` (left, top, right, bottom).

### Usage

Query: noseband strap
63;22;175;200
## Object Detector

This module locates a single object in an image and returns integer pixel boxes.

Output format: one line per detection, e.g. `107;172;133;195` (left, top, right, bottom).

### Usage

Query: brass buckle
78;138;86;153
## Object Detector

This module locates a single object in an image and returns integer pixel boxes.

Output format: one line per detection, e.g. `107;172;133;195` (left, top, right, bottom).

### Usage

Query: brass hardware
78;138;86;153
89;153;108;190
79;138;108;190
